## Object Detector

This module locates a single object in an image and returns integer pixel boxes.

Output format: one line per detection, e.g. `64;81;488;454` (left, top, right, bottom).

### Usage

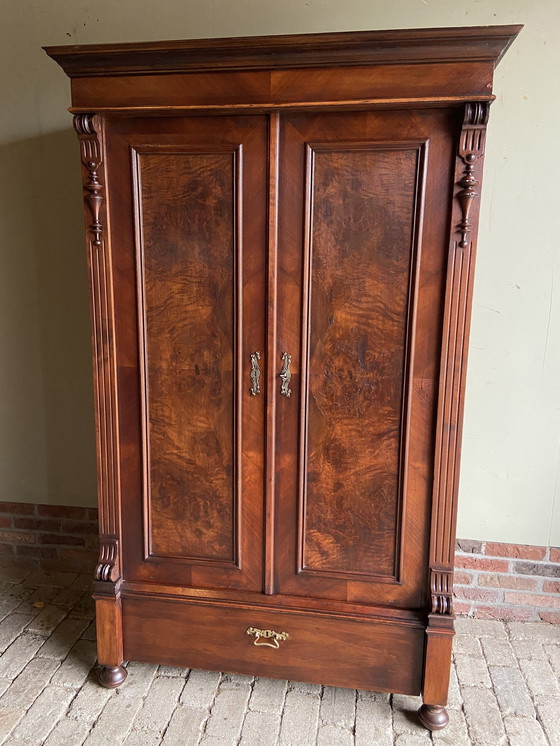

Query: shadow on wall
0;128;97;506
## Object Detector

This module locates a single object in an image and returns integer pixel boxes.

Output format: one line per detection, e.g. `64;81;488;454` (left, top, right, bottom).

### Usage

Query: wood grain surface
122;594;425;695
303;143;418;579
136;146;238;562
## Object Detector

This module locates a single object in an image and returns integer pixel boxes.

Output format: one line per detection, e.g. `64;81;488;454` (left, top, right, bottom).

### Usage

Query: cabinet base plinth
418;704;449;731
98;665;127;689
121;594;425;695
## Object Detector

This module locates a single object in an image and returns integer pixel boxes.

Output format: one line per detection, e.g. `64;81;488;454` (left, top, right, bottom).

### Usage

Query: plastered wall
1;1;558;545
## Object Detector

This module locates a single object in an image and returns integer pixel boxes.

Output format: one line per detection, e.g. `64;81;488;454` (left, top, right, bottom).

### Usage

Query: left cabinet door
105;116;268;591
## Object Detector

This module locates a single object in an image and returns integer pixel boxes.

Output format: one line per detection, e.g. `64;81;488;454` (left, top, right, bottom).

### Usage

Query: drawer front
122;595;424;695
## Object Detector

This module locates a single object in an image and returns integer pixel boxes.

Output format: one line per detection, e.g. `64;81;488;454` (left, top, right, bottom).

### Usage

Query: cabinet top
45;25;521;78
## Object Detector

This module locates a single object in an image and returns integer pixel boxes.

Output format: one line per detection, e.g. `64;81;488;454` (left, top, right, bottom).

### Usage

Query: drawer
122;594;425;695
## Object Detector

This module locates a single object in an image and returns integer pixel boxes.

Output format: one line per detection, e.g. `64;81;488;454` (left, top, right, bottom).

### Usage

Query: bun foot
418;704;449;731
98;665;127;689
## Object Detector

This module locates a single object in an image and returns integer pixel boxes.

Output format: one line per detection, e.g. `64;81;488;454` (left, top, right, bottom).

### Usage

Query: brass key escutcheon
279;351;292;398
249;351;261;396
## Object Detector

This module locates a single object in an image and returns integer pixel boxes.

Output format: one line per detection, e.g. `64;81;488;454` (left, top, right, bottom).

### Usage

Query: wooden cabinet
45;25;520;731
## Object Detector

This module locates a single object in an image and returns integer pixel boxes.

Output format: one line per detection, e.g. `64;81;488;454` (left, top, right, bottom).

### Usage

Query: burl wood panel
135;147;238;563
303;144;419;579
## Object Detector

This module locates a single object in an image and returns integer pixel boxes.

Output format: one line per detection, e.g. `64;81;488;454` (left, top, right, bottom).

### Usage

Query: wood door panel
303;144;421;580
275;110;455;606
107;116;267;590
135;147;238;564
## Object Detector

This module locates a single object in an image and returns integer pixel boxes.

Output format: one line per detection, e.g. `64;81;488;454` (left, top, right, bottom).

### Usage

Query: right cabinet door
274;109;457;608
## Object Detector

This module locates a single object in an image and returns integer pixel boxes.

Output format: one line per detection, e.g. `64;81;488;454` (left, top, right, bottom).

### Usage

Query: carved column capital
73;112;98;136
96;536;120;582
74;113;104;247
463;101;490;128
455;101;490;249
430;566;453;616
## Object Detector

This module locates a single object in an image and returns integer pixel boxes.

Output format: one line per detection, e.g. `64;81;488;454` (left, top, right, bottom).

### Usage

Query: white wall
1;1;559;545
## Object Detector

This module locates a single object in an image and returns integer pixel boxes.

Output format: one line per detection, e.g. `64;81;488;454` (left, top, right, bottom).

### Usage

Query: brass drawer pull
249;351;261;396
247;626;289;649
279;351;292;398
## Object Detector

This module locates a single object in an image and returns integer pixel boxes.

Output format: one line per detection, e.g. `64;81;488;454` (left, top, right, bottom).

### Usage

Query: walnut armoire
45;25;520;731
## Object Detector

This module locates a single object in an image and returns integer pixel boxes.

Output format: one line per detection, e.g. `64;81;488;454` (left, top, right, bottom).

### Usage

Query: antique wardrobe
45;25;520;731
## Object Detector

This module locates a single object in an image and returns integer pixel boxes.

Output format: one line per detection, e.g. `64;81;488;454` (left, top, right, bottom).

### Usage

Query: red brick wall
0;501;98;574
454;539;560;623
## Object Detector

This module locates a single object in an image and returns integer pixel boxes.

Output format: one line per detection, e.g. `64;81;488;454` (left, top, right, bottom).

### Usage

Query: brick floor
0;562;558;745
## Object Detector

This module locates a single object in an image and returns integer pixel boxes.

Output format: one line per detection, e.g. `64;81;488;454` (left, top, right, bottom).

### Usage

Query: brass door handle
249;351;261;396
247;627;289;649
279;352;292;398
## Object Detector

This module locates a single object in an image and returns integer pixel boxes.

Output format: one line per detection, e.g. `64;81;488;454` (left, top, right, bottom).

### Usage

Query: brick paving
0;562;558;745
